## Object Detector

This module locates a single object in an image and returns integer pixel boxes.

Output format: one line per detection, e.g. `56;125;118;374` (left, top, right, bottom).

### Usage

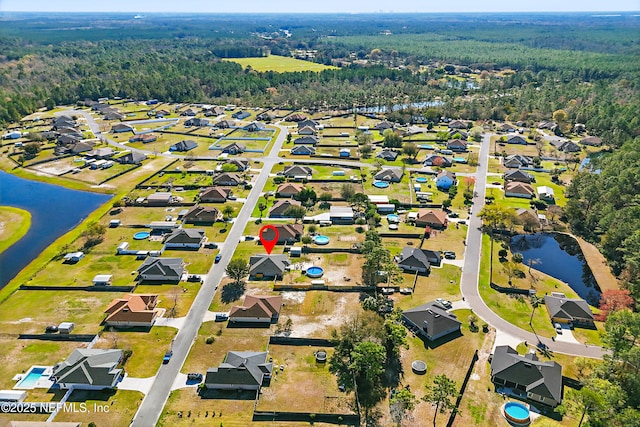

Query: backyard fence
18;334;96;342
489;282;533;296
268;336;335;347
98;163;141;185
19;285;135;292
252;411;359;425
446;349;479;427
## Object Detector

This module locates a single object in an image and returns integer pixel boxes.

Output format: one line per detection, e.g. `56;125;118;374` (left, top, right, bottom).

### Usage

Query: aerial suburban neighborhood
0;6;638;427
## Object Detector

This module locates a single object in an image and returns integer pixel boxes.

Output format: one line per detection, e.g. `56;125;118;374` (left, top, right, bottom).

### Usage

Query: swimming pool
503;402;531;425
314;235;330;245
387;214;400;223
373;181;390;188
415;177;428;183
15;367;46;389
133;231;150;240
306;266;324;278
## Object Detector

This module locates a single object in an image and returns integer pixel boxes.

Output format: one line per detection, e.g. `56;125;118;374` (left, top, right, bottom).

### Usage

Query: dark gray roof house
57;134;82;146
244;121;267;132
506;135;528;145
396;247;441;273
283;165;313;178
249;254;291;279
52;349;123;390
268;199;301;218
170;140;198;152
293;136;319;145
374;167;403;182
222;142;245;154
212;172;243;186
504;154;533;169
504;169;535;183
402;302;461;341
544;295;595;326
204;351;273;391
183;205;221;224
137;257;184;282
490;345;563;407
112;123;134;133
199;186;230;203
290;145;316;155
116;151;147;165
224;157;250;171
185;118;209;127
163;228;205;249
376;150;399;161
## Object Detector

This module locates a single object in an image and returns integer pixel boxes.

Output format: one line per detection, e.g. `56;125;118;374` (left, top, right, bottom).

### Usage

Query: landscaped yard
54;389;144;426
392;264;462;312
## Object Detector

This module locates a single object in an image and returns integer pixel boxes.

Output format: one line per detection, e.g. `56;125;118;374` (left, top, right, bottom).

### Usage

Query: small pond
510;232;601;305
0;171;112;288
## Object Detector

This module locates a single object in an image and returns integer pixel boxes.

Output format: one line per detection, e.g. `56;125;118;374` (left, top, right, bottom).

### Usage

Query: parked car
227;195;238;200
443;251;456;260
554;323;563;334
187;373;203;382
215;313;229;322
45;325;58;333
449;212;459;218
187;274;202;282
204;242;218;249
163;350;173;364
436;298;452;309
214;254;222;263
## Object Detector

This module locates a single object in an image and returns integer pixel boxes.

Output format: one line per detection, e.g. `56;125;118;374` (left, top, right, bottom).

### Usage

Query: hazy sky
1;0;638;13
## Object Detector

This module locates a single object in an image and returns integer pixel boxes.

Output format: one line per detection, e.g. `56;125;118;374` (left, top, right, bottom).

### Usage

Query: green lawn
54;389;144;426
0;206;31;254
223;55;338;72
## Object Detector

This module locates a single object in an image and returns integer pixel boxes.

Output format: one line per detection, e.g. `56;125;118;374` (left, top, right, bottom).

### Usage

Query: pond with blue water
510;232;601;305
0;171;112;288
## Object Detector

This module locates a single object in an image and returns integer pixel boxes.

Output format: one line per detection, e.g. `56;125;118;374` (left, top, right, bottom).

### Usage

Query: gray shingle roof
249;254;290;277
403;301;461;340
53;349;123;387
544;296;594;322
205;351;272;388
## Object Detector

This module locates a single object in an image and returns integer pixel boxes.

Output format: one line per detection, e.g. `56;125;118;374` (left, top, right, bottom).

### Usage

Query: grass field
0;206;31;254
223;55;338;73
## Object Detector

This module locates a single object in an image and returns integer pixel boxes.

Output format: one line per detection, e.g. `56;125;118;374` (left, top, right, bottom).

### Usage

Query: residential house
506;135;528;145
185;118;209;127
436;171;456;190
216;119;236;129
222;142;245;155
256;111;275;121
504;154;533;169
550;139;581;153
297;125;318;136
287;113;307;122
183;206;220;225
57;127;83;138
199;187;231;203
580;136;602;146
446;139;468;152
52;115;76;129
103;294;159;327
293;136;319;145
249;254;291;279
229;295;283;324
415;209;448;229
447;120;469;129
116;151;146;165
52;349;123;390
129;134;157;143
276;183;304;198
283;165;313;179
504;182;535;199
374;167;403;183
203;106;224;116
212;172;243;186
402;301;462;341
137;257;184;282
112;123;134;133
69;141;94;154
269;199;301;218
374;120;395;132
515;208;541;229
223;157;250;171
297;118;319;129
260;223;303;244
243;121;266;132
180;108;197;117
146;192;173;206
163;228;205;249
537;186;555;202
57;134;82;146
537;121;558;131
290;145;316;155
448;129;468;140
504;169;535;184
376;150;399;161
170;140;198;152
204;351;272;391
544;295;595;326
329;206;355;224
499;123;517;133
231;110;251;120
87;147;115;159
397;246;442;272
423;155;453;167
103;110;125;121
490;345;563;407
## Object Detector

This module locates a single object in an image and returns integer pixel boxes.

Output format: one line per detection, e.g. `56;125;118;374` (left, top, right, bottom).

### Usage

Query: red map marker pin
259;225;279;255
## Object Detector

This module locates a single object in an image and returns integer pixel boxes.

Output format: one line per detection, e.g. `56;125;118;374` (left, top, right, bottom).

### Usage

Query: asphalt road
460;133;606;358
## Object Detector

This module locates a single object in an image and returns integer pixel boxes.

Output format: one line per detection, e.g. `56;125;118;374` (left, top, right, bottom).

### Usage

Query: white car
554;323;563;334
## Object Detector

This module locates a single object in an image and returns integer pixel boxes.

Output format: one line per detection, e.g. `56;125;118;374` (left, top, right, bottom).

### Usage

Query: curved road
460;133;606;358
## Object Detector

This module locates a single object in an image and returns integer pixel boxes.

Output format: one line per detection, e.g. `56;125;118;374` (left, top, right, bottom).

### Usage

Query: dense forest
0;12;639;302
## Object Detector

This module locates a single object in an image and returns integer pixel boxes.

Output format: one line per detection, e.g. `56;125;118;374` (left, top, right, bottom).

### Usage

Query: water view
0;171;112;287
510;232;601;305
